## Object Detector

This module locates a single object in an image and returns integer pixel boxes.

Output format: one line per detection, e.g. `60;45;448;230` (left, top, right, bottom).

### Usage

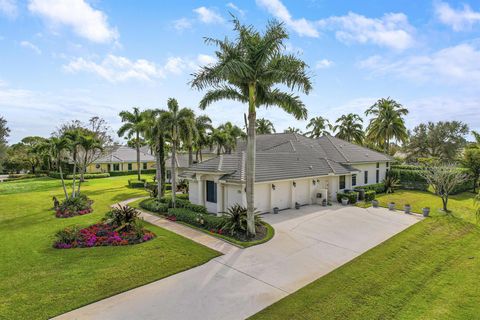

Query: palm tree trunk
155;135;162;200
136;131;141;181
58;158;68;200
246;83;257;236
77;156;87;194
71;151;77;198
171;131;177;208
159;135;166;198
188;143;193;167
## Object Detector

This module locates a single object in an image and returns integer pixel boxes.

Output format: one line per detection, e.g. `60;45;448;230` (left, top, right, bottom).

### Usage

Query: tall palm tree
284;127;302;134
191;18;312;236
162;98;195;207
178;112;198;167
63;128;84;198
333;113;364;144
306;116;331;138
256;118;276;134
118;107;146;180
194;115;212;162
212;122;245;154
49;137;70;200
77;133;103;193
365;98;409;153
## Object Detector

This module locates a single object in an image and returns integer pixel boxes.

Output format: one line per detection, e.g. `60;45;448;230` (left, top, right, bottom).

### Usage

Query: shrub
48;172;110;179
220;204;262;237
355;183;385;194
55;194;93;218
383;176;401;193
128;179;146;188
337;191;358;204
104;205;141;232
140;198;169;213
5;173;47;181
167;208;224;230
109;169;156;176
364;190;376;202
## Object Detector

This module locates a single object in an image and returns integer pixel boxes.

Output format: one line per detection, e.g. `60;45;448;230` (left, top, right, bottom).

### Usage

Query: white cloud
435;1;480;31
0;0;17;18
28;0;118;43
315;59;333;69
359;43;480;85
226;3;245;16
173;17;192;31
318;12;415;50
256;0;319;37
193;6;224;24
20;40;42;54
63;54;217;82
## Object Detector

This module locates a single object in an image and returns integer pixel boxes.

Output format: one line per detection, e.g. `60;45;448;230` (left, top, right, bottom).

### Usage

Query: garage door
295;180;310;205
254;183;270;213
272;181;291;210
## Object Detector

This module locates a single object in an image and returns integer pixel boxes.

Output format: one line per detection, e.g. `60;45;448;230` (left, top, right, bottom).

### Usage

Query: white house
181;133;393;214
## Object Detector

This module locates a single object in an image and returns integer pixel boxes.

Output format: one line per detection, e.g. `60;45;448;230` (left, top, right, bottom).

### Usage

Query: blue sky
1;0;480;143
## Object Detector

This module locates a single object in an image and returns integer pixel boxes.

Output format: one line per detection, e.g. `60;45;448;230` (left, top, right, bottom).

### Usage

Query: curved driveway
55;205;422;320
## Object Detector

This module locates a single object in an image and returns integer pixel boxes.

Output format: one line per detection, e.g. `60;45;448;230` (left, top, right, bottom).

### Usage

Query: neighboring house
165;147;220;183
86;145;156;173
182;133;392;214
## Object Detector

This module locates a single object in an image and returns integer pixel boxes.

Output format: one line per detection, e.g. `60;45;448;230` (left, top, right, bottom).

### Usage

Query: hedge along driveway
0;175;220;320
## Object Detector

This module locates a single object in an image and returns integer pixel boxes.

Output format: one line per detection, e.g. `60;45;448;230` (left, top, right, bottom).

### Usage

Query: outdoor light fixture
312;180;316;185
272;184;276;190
293;181;296;187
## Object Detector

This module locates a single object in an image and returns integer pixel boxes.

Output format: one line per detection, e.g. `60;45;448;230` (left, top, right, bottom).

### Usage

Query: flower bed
55;207;93;218
54;223;155;249
54;194;94;218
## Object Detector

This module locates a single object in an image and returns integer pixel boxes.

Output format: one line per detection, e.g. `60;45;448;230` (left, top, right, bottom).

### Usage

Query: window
113;163;120;171
143;162;148;170
376;170;380;183
339;175;346;190
206;180;217;203
352;174;357;186
386;168;389;177
95;164;100;169
128;163;133;171
166;170;171;180
364;171;368;184
386;162;389;168
376;162;380;168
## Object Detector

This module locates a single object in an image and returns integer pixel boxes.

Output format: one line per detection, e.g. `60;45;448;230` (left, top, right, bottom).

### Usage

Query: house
165;147;221;182
86;145;156;173
182;133;392;214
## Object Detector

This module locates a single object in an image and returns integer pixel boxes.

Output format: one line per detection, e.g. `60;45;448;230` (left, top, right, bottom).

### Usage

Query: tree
118;107;147;181
63;128;84;198
76;133;103;191
191;18;312;236
194;115;212;162
365;98;408;153
420;164;467;212
0;116;10;171
19;136;48;173
405;121;469;162
306;116;330;138
256;118;276;134
211;122;245;154
284;127;303;134
462;148;480;193
48;137;70;199
162;98;196;207
333;114;364;144
178;111;198;167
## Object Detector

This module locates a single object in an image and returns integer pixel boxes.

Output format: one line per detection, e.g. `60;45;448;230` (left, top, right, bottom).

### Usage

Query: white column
197;174;204;206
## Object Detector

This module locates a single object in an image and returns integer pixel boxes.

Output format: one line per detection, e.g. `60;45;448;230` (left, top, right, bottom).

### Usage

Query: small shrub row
140;198;169;213
337;191;359;204
364;190;376;202
128;179;146;188
354;183;385;194
167;208;224;231
54;194;94;218
5;173;47;181
48;172;110;179
109;169;156;176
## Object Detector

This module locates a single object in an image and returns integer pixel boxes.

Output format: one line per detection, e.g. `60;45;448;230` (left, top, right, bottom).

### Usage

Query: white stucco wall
271;181;291;210
294;179;310;205
351;162;389;187
254;183;271;213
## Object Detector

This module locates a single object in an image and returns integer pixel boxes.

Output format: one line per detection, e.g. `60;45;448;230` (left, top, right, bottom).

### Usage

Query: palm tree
63;128;84;198
118;107;146;180
306;116;331;138
49;137;70;200
178;112;198;167
365;98;409;153
333;113;364;144
76;133;103;193
212;122;245;154
256;118;276;134
194;115;212;162
192;19;312;235
162;98;196;207
284;127;303;134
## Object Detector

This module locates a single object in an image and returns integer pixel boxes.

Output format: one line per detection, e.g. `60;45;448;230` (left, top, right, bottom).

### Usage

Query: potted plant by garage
341;196;349;206
404;204;411;214
322;198;327;207
422;207;430;217
273;207;279;214
388;202;395;211
295;202;301;210
372;199;379;208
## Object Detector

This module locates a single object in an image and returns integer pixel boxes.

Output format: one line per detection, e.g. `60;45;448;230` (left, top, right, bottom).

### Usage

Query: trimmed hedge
5;173;47;181
128;179;146;188
355;183;385;194
390;168;429;191
167;208;224;230
337;191;358;204
48;172;110;180
364;190;376;202
391;164;424;171
140;198;169;213
109;169;156;176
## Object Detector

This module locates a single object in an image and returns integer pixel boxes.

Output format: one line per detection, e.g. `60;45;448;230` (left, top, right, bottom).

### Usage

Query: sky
1;0;480;144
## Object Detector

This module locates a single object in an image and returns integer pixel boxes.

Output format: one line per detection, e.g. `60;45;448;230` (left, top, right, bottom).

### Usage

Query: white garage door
254;183;270;213
295;180;310;205
272;181;291;210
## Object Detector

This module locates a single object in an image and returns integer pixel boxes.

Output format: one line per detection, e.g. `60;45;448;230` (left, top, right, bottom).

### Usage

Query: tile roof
93;145;155;163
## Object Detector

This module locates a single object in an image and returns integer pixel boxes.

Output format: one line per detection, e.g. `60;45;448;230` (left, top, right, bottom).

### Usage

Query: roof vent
309;165;313;170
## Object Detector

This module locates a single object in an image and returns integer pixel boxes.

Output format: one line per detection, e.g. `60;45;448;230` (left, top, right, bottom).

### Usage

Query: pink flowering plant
53;205;155;249
54;193;94;218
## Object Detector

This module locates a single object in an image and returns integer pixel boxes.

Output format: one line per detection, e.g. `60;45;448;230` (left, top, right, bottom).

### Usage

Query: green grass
251;216;480;320
355;189;478;223
0;175;220;320
129;198;275;248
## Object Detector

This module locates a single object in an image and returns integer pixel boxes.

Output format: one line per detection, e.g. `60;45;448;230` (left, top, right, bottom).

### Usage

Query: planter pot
322;199;327;207
388;202;395;211
422;207;430;217
273;207;279;214
404;205;411;214
295;203;301;210
372;199;379;208
341;198;349;206
356;189;365;200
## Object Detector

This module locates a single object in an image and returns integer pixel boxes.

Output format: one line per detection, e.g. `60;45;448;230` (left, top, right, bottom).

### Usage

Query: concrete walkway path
55;204;422;320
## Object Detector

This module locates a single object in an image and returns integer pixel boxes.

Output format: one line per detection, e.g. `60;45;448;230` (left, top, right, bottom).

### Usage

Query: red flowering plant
54;193;94;218
53;205;155;249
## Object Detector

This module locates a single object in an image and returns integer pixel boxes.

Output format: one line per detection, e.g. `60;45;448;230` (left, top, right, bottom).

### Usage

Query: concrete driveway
55;205;422;320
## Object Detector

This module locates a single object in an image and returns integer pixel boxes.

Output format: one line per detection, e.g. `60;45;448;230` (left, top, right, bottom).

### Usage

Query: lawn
0;175;220;320
356;189;478;223
251;216;480;320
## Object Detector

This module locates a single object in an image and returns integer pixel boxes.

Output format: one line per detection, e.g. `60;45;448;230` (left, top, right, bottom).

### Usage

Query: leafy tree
462;148;480;193
191;18;311;236
333;113;364;144
0;116;10;171
256;118;276;134
210;122;245;154
365;98;408;153
118;107;147;180
194;115;212;162
19;136;48;173
178;110;198;167
420;164;467;212
284;127;303;134
405;121;469;162
306;116;331;138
